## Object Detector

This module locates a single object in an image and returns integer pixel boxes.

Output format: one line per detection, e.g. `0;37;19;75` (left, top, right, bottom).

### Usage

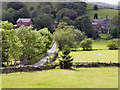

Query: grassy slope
99;34;112;39
71;50;118;63
87;4;118;19
55;40;118;63
93;40;109;49
72;40;118;63
2;67;118;88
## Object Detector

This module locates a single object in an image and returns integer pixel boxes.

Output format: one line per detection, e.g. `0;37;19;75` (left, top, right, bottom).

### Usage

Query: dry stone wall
1;62;120;74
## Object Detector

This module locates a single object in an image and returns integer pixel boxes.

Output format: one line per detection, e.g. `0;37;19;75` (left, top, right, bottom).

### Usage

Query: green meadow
71;50;118;63
55;40;118;63
2;67;118;88
87;9;118;19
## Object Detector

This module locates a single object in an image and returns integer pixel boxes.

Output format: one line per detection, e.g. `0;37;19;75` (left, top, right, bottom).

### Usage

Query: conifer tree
59;45;73;69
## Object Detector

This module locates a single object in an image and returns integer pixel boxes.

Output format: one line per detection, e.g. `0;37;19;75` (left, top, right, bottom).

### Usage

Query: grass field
99;34;112;39
87;9;118;19
93;40;109;49
2;67;118;88
55;40;118;63
71;50;118;63
87;4;102;10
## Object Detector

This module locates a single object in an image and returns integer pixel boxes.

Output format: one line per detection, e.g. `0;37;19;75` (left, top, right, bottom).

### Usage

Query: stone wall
73;62;120;67
1;65;58;74
1;62;120;74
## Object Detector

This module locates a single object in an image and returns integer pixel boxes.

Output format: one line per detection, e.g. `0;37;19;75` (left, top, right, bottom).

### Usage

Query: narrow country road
32;42;56;67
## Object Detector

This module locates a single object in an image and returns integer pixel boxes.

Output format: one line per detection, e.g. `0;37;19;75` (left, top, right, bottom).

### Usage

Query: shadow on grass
59;68;80;71
71;49;108;52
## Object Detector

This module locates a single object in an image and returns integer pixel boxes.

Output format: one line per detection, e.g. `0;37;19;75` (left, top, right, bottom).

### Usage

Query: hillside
87;4;118;19
87;2;118;9
2;2;118;20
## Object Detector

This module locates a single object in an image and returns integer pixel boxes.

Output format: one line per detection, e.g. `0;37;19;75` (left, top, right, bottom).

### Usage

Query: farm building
17;18;33;27
91;15;112;34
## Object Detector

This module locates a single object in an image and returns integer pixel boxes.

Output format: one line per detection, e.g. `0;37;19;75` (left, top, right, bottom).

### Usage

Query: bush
59;45;73;69
107;40;118;50
80;38;93;51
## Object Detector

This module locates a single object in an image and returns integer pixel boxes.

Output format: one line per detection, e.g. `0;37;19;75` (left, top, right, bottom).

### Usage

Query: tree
74;2;87;16
94;5;98;10
7;2;26;10
14;7;31;23
38;28;53;49
2;8;16;24
56;8;78;21
17;26;46;61
1;20;13;30
55;2;86;16
80;38;93;51
17;26;53;62
107;40;118;50
73;29;86;46
59;16;74;25
40;5;53;14
54;22;76;50
33;14;53;32
74;15;95;38
1;21;53;66
109;16;119;38
110;26;118;38
2;25;23;66
59;45;73;69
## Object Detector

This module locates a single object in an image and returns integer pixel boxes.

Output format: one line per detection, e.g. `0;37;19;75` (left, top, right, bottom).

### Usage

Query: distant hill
87;2;119;10
87;4;118;19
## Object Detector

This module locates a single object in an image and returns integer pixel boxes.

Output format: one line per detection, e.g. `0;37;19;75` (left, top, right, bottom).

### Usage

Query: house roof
17;18;32;23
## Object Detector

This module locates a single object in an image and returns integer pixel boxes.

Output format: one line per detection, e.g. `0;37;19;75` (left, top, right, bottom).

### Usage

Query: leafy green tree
40;5;53;14
110;26;118;38
7;29;23;65
59;45;73;69
2;27;23;66
74;2;87;16
80;38;93;51
14;7;31;22
55;2;86;16
54;22;76;50
74;29;86;44
56;8;78;21
1;20;13;30
107;40;118;50
1;21;53;66
109;16;119;38
17;26;53;62
17;26;45;61
74;15;94;38
2;8;16;24
33;14;53;32
38;28;53;49
2;29;10;65
7;2;26;10
60;17;74;25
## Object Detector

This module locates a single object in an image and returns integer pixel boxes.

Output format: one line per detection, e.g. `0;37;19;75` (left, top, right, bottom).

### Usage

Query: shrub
59;45;73;69
107;40;118;50
80;38;93;51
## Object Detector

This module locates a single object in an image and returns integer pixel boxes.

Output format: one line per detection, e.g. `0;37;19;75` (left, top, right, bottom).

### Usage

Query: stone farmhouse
91;15;112;34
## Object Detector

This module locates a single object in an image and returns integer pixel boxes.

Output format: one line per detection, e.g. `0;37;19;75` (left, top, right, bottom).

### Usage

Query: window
24;22;28;25
19;20;23;24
